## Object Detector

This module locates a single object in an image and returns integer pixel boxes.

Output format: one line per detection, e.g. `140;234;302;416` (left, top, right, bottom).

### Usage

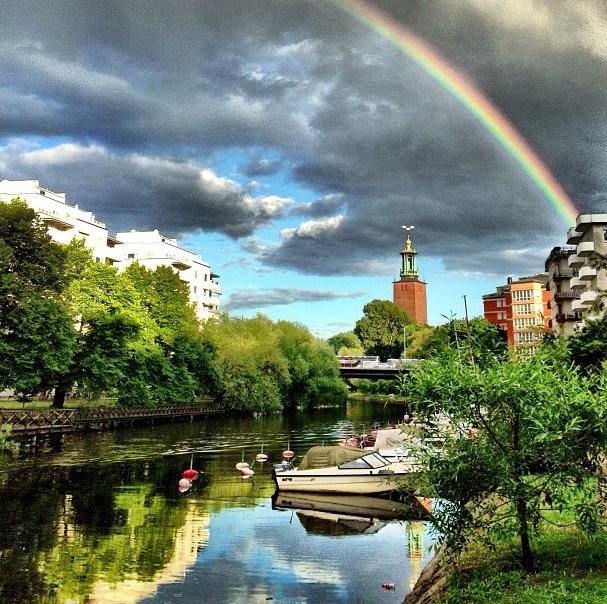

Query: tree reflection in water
0;402;434;603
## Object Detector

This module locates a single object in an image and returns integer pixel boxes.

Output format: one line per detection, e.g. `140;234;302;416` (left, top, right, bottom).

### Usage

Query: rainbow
333;0;578;226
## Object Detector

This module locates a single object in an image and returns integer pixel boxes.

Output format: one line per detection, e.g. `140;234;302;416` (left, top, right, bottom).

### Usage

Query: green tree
124;263;199;341
0;199;76;399
52;250;153;407
402;344;607;573
326;331;363;355
202;314;346;412
354;299;414;360
417;316;507;365
567;314;607;373
0;294;76;399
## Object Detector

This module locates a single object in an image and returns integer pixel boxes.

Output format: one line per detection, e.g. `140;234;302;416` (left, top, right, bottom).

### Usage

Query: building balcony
576;213;607;233
566;227;583;244
107;235;122;247
105;252;122;263
171;259;192;271
569;277;586;289
551;268;578;279
568;254;584;268
555;312;583;323
577;241;595;257
580;290;598;307
571;299;585;312
41;214;74;231
578;265;597;280
554;291;579;301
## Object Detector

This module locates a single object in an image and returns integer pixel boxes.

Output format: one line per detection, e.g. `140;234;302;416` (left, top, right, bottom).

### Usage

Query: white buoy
236;451;250;471
255;444;268;463
240;467;254;477
178;478;191;489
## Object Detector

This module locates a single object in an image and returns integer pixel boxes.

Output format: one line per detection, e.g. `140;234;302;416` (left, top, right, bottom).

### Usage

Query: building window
513;290;532;301
193;286;197;294
514;303;532;315
128;253;135;259
604;229;607;242
496;299;505;308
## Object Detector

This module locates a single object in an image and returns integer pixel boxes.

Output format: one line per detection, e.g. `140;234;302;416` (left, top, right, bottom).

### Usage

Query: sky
1;0;606;337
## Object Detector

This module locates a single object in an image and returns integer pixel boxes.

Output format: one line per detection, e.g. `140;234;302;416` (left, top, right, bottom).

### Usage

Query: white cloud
20;143;107;165
281;215;344;240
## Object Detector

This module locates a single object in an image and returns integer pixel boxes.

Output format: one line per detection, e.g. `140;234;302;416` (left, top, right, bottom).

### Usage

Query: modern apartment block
116;230;221;319
0;180;220;320
544;214;607;335
544;246;582;336
565;214;607;320
0;179;122;265
483;275;552;353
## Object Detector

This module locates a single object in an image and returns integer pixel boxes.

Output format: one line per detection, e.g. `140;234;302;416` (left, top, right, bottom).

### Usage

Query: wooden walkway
0;402;226;437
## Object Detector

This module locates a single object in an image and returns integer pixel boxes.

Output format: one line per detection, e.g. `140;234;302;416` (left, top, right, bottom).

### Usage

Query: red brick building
483;275;552;352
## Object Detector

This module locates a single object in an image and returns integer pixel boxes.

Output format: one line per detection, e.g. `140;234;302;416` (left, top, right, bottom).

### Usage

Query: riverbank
407;523;607;603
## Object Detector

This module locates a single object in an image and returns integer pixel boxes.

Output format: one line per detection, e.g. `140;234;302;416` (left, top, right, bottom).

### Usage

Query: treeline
327;296;607;395
0;199;346;411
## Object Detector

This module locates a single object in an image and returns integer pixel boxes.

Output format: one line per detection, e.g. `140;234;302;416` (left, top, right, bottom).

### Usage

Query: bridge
338;357;421;380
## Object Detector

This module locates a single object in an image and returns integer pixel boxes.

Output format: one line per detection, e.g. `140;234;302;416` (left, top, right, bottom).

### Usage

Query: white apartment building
0;180;220;320
116;229;221;320
0;179;121;264
566;214;607;323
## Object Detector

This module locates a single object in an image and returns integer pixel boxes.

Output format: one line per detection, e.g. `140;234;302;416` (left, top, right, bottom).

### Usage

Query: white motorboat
272;445;420;495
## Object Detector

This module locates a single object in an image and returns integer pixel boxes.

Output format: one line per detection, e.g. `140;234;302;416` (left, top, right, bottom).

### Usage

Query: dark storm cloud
224;287;367;311
0;145;292;238
0;0;605;277
290;194;345;218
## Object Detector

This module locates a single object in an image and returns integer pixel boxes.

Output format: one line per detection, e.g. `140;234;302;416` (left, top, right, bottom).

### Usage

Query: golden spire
403;235;416;253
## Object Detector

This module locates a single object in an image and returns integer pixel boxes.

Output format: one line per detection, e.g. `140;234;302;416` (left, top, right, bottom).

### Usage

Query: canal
0;401;435;603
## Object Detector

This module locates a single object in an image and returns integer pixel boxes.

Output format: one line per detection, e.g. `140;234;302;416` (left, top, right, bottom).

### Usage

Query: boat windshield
338;453;390;470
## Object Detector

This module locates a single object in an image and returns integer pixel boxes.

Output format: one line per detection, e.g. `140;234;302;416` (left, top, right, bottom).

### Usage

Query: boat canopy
298;446;367;470
373;425;422;450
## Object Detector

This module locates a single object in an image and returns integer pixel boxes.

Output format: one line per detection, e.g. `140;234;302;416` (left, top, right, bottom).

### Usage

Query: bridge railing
0;402;225;435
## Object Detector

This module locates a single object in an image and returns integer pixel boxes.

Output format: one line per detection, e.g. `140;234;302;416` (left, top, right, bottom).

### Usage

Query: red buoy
182;469;199;481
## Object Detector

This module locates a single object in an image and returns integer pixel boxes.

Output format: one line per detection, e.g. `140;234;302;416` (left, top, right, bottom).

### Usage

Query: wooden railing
0;402;225;436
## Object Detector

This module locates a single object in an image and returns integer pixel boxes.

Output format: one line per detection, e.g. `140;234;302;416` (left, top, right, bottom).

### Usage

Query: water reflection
0;402;434;603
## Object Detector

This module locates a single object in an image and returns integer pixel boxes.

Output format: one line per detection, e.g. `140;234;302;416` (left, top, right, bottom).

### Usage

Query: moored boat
272;445;419;495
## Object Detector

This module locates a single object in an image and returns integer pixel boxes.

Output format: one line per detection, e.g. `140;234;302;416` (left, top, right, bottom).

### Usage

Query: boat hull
273;468;413;494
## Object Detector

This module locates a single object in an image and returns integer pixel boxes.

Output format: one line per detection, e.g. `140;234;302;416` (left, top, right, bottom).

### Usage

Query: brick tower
393;226;427;324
